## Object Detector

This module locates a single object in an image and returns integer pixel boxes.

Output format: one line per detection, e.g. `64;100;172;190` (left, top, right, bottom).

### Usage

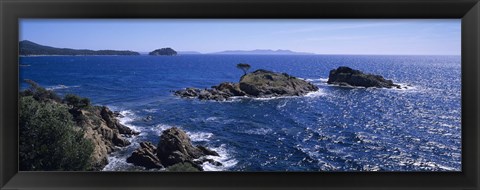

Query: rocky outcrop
239;69;319;96
327;66;401;89
174;69;319;101
126;127;220;171
75;106;139;170
156;127;219;168
126;142;163;169
174;82;246;101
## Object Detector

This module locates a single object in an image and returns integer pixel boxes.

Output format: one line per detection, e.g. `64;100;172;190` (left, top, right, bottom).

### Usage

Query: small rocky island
149;48;177;56
174;69;319;101
327;66;401;89
126;127;220;171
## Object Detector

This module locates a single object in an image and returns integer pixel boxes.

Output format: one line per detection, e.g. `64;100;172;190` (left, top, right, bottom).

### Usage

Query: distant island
212;49;315;55
149;48;177;56
19;40;140;56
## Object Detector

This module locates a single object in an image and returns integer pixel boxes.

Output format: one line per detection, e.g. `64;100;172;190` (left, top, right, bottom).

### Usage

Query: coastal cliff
19;80;138;171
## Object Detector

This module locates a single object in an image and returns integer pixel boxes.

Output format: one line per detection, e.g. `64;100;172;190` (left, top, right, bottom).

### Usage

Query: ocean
19;54;461;171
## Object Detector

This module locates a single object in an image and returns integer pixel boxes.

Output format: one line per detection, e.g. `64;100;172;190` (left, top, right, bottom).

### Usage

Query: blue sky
20;19;460;55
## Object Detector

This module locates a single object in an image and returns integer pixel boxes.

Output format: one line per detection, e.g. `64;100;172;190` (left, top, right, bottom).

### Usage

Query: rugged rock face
126;142;163;169
126;127;220;171
327;66;401;88
156;127;219;168
76;106;139;170
239;69;319;97
174;69;318;101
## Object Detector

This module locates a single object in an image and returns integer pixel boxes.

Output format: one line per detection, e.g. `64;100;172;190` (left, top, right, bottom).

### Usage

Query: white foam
389;83;419;91
305;78;329;82
277;101;288;109
186;131;214;142
117;110;141;133
325;81;423;92
206;117;220;121
143;108;158;113
102;155;128;171
305;89;326;98
153;124;173;135
201;144;238;171
244;127;272;135
46;84;80;90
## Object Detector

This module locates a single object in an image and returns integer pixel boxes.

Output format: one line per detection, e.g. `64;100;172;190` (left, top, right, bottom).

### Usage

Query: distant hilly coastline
19;40;316;56
211;49;316;55
19;40;140;56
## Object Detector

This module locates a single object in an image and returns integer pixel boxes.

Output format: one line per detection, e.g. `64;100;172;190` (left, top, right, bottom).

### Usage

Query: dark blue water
19;55;461;171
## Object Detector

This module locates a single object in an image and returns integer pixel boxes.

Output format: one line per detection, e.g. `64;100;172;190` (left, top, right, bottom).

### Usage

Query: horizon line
19;40;461;57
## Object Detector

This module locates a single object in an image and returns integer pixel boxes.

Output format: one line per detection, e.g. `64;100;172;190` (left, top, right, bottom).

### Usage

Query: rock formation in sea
148;48;177;56
74;106;139;170
174;69;319;101
126;127;220;171
126;142;163;169
327;66;401;88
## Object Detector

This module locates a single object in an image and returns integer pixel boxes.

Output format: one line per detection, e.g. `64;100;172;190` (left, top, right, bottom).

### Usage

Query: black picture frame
1;0;479;189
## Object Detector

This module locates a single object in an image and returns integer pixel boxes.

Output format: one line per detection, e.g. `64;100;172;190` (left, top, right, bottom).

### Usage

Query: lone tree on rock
236;63;251;75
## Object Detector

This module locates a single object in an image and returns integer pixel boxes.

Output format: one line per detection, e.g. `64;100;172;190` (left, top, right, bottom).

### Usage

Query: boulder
174;69;318;101
327;66;400;88
126;142;163;169
156;127;219;168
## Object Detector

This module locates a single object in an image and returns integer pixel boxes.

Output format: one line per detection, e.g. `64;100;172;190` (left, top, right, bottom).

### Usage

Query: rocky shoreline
75;106;140;170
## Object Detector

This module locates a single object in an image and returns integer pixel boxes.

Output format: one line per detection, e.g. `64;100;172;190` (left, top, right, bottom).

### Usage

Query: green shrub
63;94;91;110
21;79;61;102
19;96;94;171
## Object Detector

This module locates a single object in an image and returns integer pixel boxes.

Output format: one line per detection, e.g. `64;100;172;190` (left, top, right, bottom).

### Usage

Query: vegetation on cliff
19;82;94;171
19;80;138;171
